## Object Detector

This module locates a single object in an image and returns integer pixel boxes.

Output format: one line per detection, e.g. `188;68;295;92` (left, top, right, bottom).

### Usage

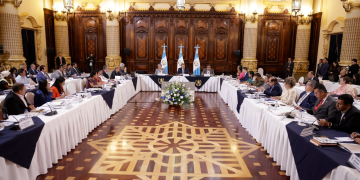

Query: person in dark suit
3;83;35;115
201;64;215;76
64;64;72;77
177;63;189;75
261;77;283;96
319;58;330;80
296;80;318;110
119;63;128;76
87;53;95;73
36;65;51;82
300;71;318;85
70;63;81;76
285;58;294;77
28;64;37;76
329;61;341;82
318;94;360;134
306;84;336;120
316;59;323;78
239;67;249;82
110;67;121;79
102;65;110;79
348;59;359;78
56;52;66;68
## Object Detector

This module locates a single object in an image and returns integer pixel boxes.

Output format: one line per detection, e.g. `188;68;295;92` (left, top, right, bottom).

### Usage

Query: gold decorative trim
241;59;257;72
105;56;121;70
293;59;309;73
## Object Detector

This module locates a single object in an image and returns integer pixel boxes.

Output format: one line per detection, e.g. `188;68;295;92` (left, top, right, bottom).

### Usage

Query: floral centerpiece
156;81;193;107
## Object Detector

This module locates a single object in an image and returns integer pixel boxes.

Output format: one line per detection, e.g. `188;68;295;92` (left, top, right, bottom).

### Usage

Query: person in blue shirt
34;79;53;107
261;77;282;96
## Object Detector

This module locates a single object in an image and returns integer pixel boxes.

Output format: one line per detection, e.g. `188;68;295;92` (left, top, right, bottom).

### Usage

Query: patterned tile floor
36;92;290;180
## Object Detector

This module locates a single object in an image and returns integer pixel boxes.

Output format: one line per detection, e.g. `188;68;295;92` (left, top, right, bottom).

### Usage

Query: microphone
44;102;57;116
285;108;296;119
309;119;320;130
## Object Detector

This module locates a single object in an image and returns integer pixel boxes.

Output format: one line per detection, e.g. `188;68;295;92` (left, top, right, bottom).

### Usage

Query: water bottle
24;109;29;120
84;88;87;93
2;107;8;120
275;100;279;109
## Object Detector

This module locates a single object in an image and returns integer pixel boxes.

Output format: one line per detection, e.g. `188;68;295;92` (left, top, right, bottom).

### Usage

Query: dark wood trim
308;12;322;72
43;8;55;69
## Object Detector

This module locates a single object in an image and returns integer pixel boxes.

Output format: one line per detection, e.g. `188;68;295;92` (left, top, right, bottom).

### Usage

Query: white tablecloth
219;81;360;180
0;80;137;180
63;78;85;95
322;80;360;95
138;75;219;92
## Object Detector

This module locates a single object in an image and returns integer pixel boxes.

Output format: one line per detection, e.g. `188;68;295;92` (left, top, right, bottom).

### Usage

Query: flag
193;45;200;75
160;44;168;74
177;45;184;70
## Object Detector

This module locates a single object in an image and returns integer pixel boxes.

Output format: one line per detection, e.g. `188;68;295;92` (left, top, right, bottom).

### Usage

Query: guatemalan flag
193;45;200;75
177;45;184;70
160;44;168;74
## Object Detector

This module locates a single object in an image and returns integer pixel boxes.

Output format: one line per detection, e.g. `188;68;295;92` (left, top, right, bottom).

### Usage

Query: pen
338;144;351;153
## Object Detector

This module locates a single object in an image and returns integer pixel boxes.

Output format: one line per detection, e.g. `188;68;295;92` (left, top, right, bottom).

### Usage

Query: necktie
270;86;274;92
60;57;62;65
314;99;324;112
297;93;308;106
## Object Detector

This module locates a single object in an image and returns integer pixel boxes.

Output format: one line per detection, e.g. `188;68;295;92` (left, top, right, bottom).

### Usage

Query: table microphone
44;102;57;116
308;119;320;131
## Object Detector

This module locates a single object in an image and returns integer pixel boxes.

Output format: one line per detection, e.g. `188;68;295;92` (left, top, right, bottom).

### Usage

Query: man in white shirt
15;69;35;85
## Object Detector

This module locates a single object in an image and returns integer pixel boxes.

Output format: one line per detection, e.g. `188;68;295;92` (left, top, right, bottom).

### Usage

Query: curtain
328;34;343;66
21;29;36;69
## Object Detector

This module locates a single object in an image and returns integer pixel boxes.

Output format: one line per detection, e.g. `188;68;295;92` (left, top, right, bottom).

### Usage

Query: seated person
232;65;242;79
36;65;51;82
300;71;318;85
246;71;254;84
111;67;121;79
3;83;35;115
306;84;336;120
251;73;265;87
70;63;81;76
353;74;360;85
53;65;65;79
120;63;128;75
9;67;17;79
263;74;272;90
28;63;38;76
34;79;53;107
351;132;360;144
16;69;35;85
86;71;103;88
329;77;356;97
295;80;318;110
51;77;66;99
0;71;15;90
318;94;360;134
261;77;282;96
271;77;299;105
102;65;110;79
338;69;348;80
96;69;109;84
239;67;249;82
177;63;189;75
201;64;214;76
155;64;166;75
65;64;72;77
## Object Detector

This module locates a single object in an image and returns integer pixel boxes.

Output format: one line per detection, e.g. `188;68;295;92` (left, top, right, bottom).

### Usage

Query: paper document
339;143;360;153
293;100;300;108
335;137;354;142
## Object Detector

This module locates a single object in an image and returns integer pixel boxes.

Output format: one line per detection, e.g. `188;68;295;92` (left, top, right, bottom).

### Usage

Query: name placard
300;126;315;137
349;153;360;173
183;74;190;77
18;118;35;131
204;74;211;77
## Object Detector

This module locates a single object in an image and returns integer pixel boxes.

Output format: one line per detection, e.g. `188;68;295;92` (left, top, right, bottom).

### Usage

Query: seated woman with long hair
34;79;53;107
86;71;103;88
330;76;356;97
271;77;299;105
51;77;66;99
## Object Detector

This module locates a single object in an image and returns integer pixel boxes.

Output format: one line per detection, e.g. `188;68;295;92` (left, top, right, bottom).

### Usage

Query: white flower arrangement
157;81;193;107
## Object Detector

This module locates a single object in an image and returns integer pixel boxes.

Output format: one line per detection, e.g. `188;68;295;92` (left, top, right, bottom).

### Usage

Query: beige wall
18;0;48;67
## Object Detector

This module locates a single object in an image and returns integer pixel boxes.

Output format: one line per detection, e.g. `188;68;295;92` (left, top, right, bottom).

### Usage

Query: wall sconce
118;11;125;21
53;8;67;21
292;0;301;16
106;8;115;21
297;12;312;25
340;0;360;12
246;11;258;23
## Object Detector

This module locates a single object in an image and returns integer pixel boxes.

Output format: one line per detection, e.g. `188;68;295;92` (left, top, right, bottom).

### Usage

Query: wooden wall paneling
308;12;322;72
43;8;56;70
134;17;149;72
237;15;245;73
125;9;240;74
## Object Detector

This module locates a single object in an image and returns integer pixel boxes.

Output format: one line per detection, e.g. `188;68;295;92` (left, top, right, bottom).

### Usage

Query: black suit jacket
307;76;319;83
4;91;31;115
328;106;360;134
110;71;121;79
285;61;294;73
264;83;283;96
348;64;359;77
103;71;109;79
28;68;37;75
177;68;189;75
56;57;66;68
70;67;80;76
307;96;337;120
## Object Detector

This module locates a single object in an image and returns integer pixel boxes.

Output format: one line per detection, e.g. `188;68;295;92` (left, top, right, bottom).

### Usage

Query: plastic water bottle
275;100;279;110
84;88;87;93
24;109;29;120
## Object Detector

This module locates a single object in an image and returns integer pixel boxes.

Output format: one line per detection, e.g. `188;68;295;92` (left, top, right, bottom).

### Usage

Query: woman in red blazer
51;77;66;99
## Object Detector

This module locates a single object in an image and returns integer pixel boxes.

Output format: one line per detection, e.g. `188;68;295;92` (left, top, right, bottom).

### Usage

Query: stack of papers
339;143;360;153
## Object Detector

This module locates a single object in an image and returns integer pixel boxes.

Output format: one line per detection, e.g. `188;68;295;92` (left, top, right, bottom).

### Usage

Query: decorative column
241;23;258;72
293;26;311;78
105;16;121;70
339;18;360;68
0;1;26;71
54;20;71;66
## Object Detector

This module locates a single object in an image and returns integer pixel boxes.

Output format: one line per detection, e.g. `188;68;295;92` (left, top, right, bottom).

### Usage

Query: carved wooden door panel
174;18;189;69
194;18;209;66
265;20;282;63
134;17;149;71
214;18;229;73
154;18;169;70
84;17;98;69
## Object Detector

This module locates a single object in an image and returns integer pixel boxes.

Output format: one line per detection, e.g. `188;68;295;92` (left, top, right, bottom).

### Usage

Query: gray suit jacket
155;68;166;75
307;96;337;121
53;70;64;79
201;68;215;76
251;78;265;87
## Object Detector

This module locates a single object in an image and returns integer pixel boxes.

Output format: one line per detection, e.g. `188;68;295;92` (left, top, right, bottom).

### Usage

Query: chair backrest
258;68;264;77
298;76;305;83
0;99;5;110
67;83;77;95
82;78;87;89
25;92;35;105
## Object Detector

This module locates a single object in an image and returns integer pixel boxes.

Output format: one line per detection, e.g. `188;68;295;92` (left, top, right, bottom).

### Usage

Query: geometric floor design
36;92;290;180
88;122;259;179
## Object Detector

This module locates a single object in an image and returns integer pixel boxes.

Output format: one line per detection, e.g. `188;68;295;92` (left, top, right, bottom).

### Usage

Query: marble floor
36;92;290;180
